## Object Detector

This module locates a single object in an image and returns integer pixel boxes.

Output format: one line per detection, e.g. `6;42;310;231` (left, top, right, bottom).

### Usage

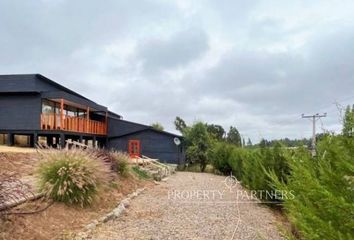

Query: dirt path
0;146;37;153
88;172;284;240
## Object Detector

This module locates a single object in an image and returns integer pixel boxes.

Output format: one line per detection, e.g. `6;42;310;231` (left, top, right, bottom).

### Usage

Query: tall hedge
210;136;354;239
270;136;354;239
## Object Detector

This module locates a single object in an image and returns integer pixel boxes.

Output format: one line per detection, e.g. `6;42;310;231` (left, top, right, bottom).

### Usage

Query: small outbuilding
107;118;184;164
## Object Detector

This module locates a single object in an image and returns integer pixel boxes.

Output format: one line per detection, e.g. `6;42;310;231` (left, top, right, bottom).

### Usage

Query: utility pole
301;113;327;156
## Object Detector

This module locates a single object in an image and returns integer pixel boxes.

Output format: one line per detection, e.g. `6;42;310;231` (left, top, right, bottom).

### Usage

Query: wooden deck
40;113;107;135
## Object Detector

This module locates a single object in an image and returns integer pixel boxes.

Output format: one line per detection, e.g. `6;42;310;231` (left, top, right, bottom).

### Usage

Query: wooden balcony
41;113;107;135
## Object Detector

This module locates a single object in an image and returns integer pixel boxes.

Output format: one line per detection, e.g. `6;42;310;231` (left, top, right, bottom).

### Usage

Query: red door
128;140;140;158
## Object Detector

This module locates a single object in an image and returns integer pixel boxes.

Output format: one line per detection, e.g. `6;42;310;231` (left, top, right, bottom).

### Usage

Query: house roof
0;73;108;111
0;73;94;101
107;111;123;119
108;119;182;139
36;74;92;101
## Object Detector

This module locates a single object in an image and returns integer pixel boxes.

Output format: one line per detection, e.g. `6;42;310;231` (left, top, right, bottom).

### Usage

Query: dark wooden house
0;74;184;164
107;119;184;164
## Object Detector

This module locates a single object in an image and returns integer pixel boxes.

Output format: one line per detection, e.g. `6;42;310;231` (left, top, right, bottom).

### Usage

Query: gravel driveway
88;172;284;240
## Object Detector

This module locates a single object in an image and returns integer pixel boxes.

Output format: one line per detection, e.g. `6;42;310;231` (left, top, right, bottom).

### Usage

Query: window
65;105;76;117
55;102;61;114
0;134;7;145
14;135;30;147
42;99;55;113
78;109;86;118
42;99;87;118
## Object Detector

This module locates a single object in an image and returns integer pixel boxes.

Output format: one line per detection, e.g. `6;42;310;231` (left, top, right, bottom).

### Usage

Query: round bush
37;149;109;206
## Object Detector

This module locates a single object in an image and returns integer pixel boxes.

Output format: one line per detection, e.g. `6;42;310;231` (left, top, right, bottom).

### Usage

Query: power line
302;113;327;156
312;94;354;113
319;117;326;133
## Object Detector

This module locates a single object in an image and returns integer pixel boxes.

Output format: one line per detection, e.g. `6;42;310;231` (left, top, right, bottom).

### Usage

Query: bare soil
0;146;37;154
0;151;153;240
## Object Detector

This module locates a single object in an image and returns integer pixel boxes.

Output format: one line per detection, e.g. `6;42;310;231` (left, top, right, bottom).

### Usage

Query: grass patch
109;181;120;189
179;163;214;173
131;166;151;179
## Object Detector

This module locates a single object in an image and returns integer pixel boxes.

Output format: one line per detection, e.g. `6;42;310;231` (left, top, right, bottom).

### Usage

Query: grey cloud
0;0;179;65
1;0;354;142
136;28;209;74
208;0;260;25
201;50;296;89
195;23;354;115
248;18;291;44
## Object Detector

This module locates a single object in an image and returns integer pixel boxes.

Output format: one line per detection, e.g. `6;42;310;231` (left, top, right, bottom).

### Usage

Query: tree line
173;116;247;171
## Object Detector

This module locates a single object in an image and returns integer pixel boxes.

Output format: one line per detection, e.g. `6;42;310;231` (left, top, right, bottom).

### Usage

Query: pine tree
206;124;225;141
226;126;241;146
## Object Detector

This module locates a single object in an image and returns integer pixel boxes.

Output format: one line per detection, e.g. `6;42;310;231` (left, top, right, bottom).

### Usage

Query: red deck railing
41;113;107;135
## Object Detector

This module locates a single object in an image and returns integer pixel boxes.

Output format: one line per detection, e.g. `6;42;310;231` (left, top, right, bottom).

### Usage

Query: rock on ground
88;172;285;240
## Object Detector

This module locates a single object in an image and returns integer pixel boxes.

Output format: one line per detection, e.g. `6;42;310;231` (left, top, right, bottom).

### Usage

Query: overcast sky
1;0;354;142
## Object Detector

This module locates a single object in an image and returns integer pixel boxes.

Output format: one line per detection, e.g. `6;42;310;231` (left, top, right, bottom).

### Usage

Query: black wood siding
0;93;41;130
108;129;184;164
107;118;148;137
0;75;37;92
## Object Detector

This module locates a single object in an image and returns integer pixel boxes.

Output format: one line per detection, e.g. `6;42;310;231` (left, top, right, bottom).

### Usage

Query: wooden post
6;133;14;146
92;136;96;148
86;107;90;133
31;133;38;148
60;133;65;149
60;99;64;130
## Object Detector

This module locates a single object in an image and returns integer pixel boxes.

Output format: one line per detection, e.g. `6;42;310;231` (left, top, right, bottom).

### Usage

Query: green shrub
235;143;291;202
184;122;211;172
241;150;265;191
37;149;109;206
176;164;186;171
228;147;246;180
209;142;233;175
131;166;151;179
209;132;353;238
110;151;130;177
210;141;291;202
269;136;354;239
181;163;214;173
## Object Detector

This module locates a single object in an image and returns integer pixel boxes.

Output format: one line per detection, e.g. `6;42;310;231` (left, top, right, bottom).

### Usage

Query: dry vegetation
0;148;153;240
0;152;38;178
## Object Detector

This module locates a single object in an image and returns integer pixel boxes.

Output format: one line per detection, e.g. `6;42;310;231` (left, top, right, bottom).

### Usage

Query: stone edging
75;187;146;240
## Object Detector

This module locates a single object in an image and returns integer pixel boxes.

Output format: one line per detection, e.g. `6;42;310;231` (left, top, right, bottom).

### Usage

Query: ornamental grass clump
37;149;110;206
110;151;130;177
